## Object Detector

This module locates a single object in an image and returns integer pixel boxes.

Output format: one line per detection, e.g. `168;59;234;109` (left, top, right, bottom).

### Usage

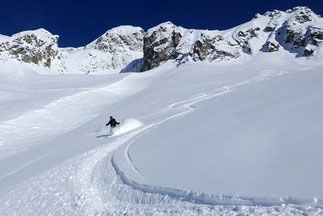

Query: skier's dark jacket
106;118;120;128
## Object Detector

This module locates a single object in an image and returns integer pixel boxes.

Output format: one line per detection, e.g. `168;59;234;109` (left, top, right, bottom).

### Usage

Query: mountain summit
0;6;322;74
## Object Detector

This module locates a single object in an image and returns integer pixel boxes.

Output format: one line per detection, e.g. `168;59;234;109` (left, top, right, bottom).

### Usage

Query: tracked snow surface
1;7;323;216
1;54;323;215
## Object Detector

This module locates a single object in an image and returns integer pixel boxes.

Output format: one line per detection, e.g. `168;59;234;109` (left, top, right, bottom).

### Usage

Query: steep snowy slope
116;55;323;199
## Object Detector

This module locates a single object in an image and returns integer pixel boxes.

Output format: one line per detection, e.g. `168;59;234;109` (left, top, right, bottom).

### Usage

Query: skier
106;116;120;134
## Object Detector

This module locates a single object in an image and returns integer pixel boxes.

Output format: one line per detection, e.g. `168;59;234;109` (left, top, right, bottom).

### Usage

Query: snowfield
122;60;323;198
0;52;323;215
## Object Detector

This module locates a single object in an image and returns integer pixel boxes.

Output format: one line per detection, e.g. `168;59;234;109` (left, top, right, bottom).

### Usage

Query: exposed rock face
0;29;59;68
266;41;280;52
307;27;323;50
293;7;313;23
304;48;314;56
233;27;260;54
264;26;276;32
190;37;215;61
141;22;182;71
188;34;240;62
273;7;323;56
87;26;144;55
141;22;241;71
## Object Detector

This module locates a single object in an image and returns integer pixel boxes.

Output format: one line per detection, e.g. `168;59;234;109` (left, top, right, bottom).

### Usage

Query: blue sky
0;0;322;47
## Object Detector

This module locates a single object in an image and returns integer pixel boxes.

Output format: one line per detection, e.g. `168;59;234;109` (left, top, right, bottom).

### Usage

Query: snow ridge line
111;69;322;208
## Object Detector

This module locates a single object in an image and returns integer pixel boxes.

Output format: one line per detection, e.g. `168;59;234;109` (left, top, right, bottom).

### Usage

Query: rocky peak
0;29;58;68
87;26;144;52
141;22;241;71
268;7;323;56
288;7;315;23
264;9;284;18
141;22;184;71
53;26;145;74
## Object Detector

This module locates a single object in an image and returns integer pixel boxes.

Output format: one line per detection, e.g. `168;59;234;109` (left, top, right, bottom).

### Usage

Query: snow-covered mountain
141;6;323;70
0;26;144;75
0;7;322;74
52;26;144;74
1;6;323;216
0;29;59;68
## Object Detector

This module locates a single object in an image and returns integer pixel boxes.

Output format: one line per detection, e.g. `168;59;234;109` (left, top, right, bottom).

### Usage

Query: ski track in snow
1;69;322;215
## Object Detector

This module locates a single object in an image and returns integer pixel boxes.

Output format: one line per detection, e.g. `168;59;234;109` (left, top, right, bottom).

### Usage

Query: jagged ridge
141;6;323;71
0;6;322;74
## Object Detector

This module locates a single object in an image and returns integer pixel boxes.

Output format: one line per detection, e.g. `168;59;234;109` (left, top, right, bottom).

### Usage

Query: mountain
52;26;144;74
0;26;144;75
0;29;59;68
141;6;323;71
0;6;322;74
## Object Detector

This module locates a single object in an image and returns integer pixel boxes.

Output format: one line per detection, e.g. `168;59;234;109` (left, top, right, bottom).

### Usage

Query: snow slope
1;50;323;215
119;57;323;198
0;59;157;192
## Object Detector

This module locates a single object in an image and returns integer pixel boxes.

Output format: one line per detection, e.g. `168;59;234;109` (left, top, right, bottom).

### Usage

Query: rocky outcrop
141;22;240;71
0;29;58;68
304;48;314;56
141;23;182;71
87;26;144;54
266;41;280;52
188;34;240;62
307;27;323;48
264;26;276;32
273;7;323;56
233;27;261;54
